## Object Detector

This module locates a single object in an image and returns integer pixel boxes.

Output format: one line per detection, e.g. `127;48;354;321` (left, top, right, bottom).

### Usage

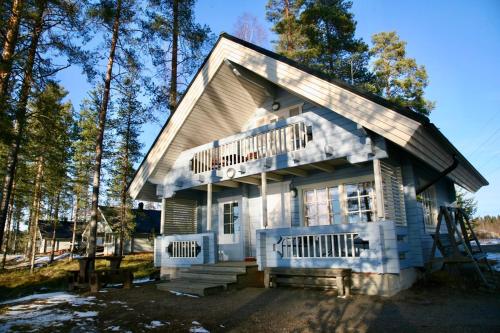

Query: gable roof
129;33;488;198
98;206;161;235
38;220;81;239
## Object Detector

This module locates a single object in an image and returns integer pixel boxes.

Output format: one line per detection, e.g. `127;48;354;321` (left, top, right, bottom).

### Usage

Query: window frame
222;201;238;235
419;186;437;229
298;175;377;226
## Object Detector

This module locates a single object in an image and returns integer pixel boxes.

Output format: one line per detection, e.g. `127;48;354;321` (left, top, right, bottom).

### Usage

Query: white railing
279;233;362;259
155;233;216;267
191;122;311;174
169;240;199;258
256;223;401;273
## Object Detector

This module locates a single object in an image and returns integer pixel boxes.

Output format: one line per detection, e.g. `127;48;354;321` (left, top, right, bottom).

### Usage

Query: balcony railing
191;122;312;174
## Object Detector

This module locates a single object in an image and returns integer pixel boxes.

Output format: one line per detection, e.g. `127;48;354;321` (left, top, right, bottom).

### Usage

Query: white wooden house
129;34;488;296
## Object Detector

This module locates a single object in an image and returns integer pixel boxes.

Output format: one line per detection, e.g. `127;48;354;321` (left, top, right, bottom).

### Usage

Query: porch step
157;261;261;296
189;264;249;274
157;280;224;296
179;271;239;283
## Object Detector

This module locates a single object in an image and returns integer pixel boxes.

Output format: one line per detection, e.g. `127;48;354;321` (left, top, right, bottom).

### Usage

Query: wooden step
189;265;248;274
179;271;239;283
157;280;225;296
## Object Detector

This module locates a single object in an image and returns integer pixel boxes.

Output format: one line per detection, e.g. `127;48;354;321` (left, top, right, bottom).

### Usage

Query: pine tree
266;0;373;87
0;0;24;143
85;0;143;267
107;74;146;255
370;31;435;115
22;82;73;271
266;0;306;58
0;0;89;251
70;91;100;257
142;0;213;114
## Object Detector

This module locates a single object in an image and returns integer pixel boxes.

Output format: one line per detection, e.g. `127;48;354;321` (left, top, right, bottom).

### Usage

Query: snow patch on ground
106;326;121;331
0;292;98;332
110;300;127;305
190;321;210;333
144;320;169;329
169;290;199;298
479;239;500;245
133;277;155;284
487;252;500;271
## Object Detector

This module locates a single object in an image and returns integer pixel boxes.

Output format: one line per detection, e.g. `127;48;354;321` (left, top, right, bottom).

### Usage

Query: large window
303;187;342;226
345;182;376;223
223;202;239;234
303;181;377;225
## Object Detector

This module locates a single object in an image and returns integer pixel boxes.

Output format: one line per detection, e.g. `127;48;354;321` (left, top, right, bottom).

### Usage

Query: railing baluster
351;234;356;257
343;235;348;258
313;235;317;257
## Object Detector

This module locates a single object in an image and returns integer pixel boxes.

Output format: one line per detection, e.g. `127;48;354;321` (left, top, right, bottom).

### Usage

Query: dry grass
0;253;155;302
475;221;500;239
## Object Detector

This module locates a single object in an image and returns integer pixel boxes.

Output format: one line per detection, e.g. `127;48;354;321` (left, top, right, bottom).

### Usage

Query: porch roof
129;33;488;201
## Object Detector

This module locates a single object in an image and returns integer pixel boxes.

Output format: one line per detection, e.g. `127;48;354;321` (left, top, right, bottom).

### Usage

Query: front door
246;182;291;257
218;197;243;261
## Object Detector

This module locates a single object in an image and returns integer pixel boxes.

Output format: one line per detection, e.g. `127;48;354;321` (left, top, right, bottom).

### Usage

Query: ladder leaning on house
427;206;494;288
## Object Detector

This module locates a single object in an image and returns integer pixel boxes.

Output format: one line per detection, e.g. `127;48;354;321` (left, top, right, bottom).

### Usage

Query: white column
373;159;385;220
207;183;212;231
160;198;167;234
261;172;268;229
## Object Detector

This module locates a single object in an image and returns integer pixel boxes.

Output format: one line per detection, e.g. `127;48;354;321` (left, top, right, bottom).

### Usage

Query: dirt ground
2;281;499;333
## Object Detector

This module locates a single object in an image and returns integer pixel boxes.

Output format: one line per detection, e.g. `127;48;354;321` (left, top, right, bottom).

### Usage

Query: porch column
373;159;385;220
207;183;212;231
261;172;268;229
160;198;167;234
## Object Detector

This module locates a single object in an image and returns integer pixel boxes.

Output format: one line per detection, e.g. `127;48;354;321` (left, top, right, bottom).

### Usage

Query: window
419;187;436;226
345;182;376;223
223;202;239;234
303;186;342;226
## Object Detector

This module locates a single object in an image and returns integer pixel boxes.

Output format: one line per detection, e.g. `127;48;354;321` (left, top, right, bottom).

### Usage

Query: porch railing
168;240;200;258
256;222;401;274
279;233;365;259
154;232;216;267
191;122;311;174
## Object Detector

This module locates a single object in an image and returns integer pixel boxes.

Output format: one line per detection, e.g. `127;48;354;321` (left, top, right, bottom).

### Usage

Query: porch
154;220;401;275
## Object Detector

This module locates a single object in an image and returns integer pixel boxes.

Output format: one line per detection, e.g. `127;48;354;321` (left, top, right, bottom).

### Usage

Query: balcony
191;122;312;174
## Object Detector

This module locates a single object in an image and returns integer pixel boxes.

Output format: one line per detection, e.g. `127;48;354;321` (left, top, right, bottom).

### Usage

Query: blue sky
57;0;500;216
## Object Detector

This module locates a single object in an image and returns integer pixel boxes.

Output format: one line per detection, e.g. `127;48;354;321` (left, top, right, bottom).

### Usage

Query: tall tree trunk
0;179;15;269
29;156;44;273
0;0;24;137
87;0;122;270
168;0;178;111
70;194;78;260
119;114;131;256
12;215;19;253
284;0;292;53
0;0;45;251
49;193;60;263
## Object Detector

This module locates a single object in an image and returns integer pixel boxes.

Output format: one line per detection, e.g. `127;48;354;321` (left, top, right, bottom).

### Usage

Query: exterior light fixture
290;187;298;198
226;167;236;179
272;102;280;111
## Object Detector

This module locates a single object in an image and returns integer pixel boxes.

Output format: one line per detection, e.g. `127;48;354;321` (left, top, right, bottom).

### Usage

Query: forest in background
0;0;470;271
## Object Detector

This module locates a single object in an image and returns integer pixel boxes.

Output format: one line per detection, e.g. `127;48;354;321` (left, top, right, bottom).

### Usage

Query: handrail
191;122;311;174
